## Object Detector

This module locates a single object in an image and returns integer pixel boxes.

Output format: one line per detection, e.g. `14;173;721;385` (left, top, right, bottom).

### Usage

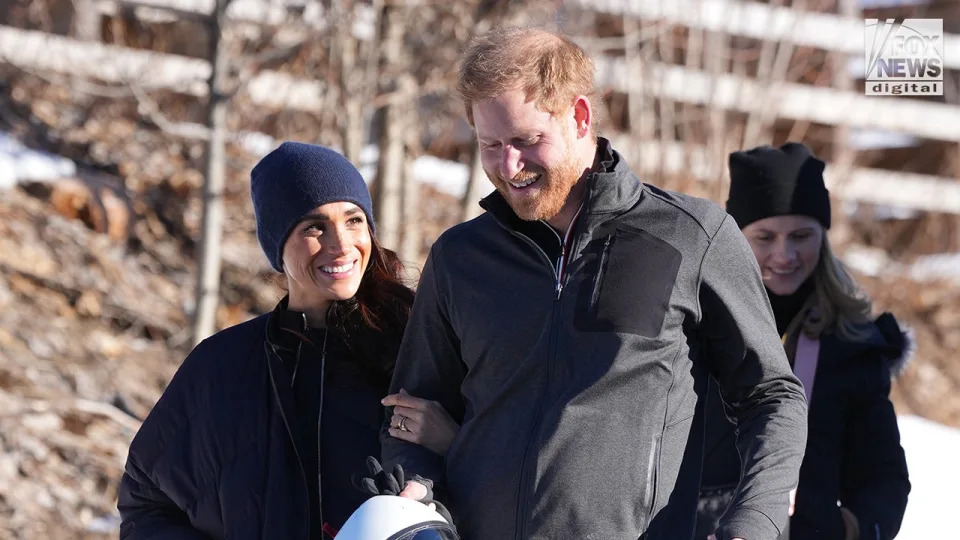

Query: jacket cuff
715;506;781;540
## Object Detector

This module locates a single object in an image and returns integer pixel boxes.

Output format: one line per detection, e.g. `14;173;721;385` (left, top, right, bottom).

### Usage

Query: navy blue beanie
250;141;375;272
726;142;831;230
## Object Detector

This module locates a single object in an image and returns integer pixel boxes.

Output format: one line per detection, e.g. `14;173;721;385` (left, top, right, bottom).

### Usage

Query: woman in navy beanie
697;143;911;540
118;142;456;539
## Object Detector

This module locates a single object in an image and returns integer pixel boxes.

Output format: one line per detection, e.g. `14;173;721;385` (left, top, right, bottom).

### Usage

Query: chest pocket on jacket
574;225;682;337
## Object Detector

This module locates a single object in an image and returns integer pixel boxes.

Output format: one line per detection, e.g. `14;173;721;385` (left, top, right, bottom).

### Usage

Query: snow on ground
357;144;471;199
2;132;474;200
0;132;76;190
896;415;959;539
843;245;960;284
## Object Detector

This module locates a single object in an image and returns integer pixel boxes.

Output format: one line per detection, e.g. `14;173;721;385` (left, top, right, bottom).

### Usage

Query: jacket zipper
512;205;585;539
591;234;614;309
264;342;311;538
266;320;330;540
547;204;584;299
545;225;565;298
644;432;660;526
316;329;328;539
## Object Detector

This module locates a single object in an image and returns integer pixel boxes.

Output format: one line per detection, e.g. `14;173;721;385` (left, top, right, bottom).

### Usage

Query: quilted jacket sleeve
117;339;222;539
117;456;210;540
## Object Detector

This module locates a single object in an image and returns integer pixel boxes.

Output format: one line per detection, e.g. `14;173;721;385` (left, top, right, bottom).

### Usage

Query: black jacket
382;139;807;540
701;312;911;540
118;303;391;539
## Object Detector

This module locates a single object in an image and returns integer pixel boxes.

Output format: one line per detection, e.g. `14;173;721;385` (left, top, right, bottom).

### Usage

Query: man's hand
382;389;460;456
399;479;429;500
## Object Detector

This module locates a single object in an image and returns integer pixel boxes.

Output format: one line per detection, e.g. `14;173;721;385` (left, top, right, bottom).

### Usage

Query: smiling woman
282;202;373;321
741;214;823;297
116;142;436;540
698;143;911;540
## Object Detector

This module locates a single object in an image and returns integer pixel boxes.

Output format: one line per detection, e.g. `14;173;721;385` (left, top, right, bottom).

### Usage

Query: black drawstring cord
289;311;310;388
291;339;303;388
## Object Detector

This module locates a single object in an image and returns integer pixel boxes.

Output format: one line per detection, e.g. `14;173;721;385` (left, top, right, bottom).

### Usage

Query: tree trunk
333;0;364;165
372;4;407;251
461;142;488;222
340;33;364;164
192;0;230;346
71;0;101;41
374;101;405;251
399;74;421;264
400;149;420;263
832;0;857;189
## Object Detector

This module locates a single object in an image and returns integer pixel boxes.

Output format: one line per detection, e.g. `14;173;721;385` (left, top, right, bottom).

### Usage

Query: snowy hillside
897;415;959;539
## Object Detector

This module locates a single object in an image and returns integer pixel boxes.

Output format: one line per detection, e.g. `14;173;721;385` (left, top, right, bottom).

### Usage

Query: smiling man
382;27;808;540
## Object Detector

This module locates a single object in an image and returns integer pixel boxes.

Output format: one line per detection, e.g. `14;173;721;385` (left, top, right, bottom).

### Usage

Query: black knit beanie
251;141;376;272
726;142;831;230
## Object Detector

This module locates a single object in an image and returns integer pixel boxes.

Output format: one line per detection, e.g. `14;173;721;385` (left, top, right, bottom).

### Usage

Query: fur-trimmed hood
874;311;915;377
820;311;915;379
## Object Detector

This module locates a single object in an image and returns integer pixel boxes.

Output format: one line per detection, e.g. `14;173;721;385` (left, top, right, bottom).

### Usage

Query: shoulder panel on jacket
640;183;729;239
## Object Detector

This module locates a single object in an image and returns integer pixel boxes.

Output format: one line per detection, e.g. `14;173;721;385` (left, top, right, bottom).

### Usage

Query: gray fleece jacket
382;140;807;540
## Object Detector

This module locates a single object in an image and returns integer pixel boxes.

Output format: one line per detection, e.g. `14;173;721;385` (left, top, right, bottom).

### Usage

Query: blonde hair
804;235;873;341
456;26;597;129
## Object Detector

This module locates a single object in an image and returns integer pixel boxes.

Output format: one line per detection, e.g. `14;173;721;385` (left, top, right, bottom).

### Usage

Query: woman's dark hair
326;233;415;383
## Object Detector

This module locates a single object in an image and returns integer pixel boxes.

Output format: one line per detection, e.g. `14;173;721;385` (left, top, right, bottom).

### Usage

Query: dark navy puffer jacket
700;312;912;540
117;307;389;539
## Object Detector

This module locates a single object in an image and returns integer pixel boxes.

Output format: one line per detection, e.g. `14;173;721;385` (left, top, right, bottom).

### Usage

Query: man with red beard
381;27;807;540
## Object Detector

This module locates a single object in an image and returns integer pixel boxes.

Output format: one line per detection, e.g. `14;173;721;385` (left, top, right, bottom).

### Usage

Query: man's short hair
456;26;596;126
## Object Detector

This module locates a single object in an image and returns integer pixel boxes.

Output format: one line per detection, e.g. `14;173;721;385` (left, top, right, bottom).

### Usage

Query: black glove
351;457;455;527
352;456;410;496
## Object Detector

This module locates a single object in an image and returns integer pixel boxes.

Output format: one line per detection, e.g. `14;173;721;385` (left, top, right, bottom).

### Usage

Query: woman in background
698;142;911;540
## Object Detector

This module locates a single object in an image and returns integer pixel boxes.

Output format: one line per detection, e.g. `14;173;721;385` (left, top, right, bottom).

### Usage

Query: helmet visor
389;523;459;540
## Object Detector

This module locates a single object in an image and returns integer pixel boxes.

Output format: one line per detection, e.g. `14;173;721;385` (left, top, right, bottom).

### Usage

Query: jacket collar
266;296;320;354
479;137;644;227
581;137;644;216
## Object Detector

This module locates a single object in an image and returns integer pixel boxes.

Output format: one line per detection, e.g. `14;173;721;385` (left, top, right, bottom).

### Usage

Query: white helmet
336;495;459;540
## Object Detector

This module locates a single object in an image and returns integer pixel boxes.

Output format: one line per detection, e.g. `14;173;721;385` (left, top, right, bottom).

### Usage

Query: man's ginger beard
488;140;583;222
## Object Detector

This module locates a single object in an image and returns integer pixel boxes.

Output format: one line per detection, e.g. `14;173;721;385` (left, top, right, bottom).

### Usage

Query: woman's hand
382;389;459;456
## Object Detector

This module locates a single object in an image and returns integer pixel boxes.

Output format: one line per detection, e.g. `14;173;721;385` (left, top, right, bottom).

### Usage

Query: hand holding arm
381;246;467;486
383;388;460;456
